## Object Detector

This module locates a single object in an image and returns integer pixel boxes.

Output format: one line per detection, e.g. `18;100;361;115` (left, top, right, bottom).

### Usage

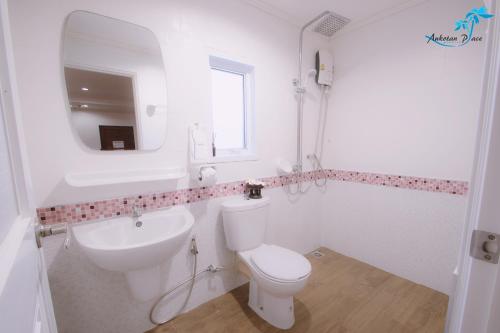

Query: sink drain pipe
149;237;224;325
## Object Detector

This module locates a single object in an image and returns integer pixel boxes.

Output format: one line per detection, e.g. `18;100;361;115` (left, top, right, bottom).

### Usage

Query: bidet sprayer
190;237;199;255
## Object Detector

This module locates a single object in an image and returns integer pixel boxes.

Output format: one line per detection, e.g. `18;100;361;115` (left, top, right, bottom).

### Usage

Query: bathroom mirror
62;11;167;151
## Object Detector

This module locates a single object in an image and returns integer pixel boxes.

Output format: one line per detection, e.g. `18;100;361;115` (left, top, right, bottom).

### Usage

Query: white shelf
65;167;186;187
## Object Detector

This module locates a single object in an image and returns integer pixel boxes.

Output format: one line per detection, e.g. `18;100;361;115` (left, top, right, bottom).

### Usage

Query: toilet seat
248;245;311;283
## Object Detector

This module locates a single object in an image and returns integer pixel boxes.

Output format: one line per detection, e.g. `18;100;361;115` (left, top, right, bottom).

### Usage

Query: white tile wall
321;181;467;294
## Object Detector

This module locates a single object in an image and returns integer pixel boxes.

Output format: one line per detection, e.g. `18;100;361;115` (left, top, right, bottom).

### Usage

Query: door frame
0;0;58;332
0;0;34;216
447;0;500;332
63;63;143;151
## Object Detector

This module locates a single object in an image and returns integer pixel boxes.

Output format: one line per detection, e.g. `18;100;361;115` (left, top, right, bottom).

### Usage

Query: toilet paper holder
198;166;216;181
190;165;217;183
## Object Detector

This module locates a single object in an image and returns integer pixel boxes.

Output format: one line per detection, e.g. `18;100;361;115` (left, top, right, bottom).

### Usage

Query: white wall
324;0;485;179
321;182;467;294
71;110;136;150
320;0;487;294
8;0;327;207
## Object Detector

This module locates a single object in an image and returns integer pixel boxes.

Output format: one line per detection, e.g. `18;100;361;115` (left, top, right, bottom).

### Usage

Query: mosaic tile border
37;169;468;225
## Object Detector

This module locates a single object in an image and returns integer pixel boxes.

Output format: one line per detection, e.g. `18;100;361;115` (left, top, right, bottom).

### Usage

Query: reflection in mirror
62;11;167;151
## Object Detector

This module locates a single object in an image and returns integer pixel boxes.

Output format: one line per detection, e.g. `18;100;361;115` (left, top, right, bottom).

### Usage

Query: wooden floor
147;248;448;333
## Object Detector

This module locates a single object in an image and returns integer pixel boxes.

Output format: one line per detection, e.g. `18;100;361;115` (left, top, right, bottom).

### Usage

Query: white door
448;1;500;332
0;0;57;331
0;218;57;333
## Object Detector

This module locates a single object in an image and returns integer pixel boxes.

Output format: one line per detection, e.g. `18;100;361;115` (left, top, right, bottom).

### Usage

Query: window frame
209;55;256;163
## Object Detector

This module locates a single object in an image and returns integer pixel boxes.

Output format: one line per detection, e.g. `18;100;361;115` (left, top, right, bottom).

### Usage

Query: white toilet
221;197;311;329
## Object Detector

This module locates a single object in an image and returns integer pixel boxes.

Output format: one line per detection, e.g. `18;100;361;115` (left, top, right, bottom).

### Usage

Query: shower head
313;12;350;37
297;11;350;82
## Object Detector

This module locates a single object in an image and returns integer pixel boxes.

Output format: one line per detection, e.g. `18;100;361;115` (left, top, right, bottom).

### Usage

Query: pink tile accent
36;170;468;226
326;170;468;195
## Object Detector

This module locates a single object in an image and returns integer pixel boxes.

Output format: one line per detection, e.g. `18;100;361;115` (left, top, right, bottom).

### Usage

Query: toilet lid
250;245;311;282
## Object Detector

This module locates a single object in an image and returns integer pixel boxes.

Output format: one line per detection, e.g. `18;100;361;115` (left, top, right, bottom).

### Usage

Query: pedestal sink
73;206;194;301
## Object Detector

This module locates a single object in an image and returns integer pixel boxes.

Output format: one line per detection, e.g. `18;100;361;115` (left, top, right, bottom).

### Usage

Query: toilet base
247;278;295;329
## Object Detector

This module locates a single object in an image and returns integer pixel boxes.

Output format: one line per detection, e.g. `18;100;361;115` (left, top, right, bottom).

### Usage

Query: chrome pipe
295;11;331;172
35;222;71;249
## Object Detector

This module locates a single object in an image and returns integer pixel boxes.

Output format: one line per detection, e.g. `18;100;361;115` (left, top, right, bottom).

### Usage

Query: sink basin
73;206;194;301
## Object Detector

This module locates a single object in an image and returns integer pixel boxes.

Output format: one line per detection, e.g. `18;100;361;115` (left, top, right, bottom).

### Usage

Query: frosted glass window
211;69;246;150
209;55;255;161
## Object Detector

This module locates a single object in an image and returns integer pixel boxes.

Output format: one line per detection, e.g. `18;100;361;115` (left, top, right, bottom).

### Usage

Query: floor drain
311;250;324;257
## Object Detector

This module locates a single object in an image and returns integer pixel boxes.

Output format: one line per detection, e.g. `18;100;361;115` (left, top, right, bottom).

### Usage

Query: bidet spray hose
190;237;198;255
149;238;224;325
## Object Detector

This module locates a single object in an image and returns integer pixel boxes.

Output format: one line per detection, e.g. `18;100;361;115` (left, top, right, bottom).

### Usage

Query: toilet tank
221;197;270;252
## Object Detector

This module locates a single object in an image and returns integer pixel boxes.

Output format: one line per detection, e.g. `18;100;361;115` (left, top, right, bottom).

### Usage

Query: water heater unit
315;49;334;86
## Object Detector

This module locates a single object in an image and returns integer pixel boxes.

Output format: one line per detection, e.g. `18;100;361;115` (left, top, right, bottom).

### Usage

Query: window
209;56;255;162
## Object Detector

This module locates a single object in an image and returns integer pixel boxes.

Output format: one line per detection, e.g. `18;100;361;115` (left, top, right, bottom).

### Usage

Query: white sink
73;206;194;301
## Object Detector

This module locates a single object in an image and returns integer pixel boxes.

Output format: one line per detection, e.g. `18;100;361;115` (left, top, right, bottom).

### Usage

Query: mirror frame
60;10;168;154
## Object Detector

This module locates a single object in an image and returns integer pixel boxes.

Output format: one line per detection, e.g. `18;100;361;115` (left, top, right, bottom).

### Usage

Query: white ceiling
243;0;419;27
65;67;135;114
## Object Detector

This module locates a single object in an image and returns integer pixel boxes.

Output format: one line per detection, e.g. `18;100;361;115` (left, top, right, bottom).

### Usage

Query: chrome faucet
132;206;142;218
132;206;143;228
